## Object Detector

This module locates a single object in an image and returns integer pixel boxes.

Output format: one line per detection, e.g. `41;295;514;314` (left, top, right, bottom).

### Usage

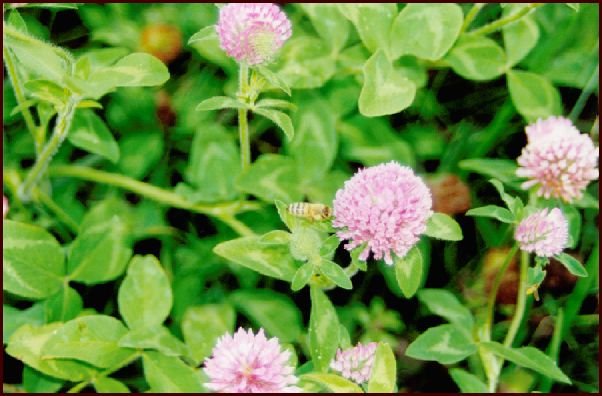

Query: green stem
18;96;79;202
67;350;143;393
460;3;485;34
485;244;519;335
504;250;529;348
539;308;564;392
468;3;542;36
3;45;43;154
47;165;258;237
238;63;251;172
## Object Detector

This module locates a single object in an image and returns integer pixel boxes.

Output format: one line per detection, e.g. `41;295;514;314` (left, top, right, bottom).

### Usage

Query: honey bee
287;202;332;222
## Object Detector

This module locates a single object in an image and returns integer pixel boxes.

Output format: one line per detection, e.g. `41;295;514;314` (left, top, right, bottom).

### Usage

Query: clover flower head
203;327;299;393
333;161;433;265
330;342;378;384
216;3;292;65
516;116;599;202
514;208;568;257
3;196;8;219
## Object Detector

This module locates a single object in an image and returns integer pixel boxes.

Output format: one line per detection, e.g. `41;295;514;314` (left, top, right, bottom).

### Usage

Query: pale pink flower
333;161;433;265
330;342;378;384
216;3;292;65
203;327;300;393
516;116;598;202
514;208;568;257
3;196;8;219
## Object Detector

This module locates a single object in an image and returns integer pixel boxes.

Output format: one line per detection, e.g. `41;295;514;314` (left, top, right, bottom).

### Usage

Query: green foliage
2;3;597;393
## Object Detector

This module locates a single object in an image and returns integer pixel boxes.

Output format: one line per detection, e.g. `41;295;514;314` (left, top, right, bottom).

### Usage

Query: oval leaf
182;304;235;365
425;213;463;241
319;259;353;290
142;351;205;392
417;289;474;330
301;373;362;393
555;252;588;277
195;96;245;112
466;205;515;223
254;107;294;141
445;36;507;81
309;286;340;372
507;69;562;122
367;342;397;393
67;109;120;163
449;368;488;393
394;247;423;299
406;324;477;365
117;255;172;330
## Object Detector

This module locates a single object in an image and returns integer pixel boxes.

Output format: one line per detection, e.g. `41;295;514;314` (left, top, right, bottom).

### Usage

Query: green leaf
44;285;83;322
4;24;69;81
275;36;336;89
359;50;416;116
188;25;216;45
67;215;132;284
489;179;524;218
558;203;581;249
417;289;474;330
93;377;130;393
290;227;322;261
319;234;341;260
445;35;507;81
480;341;571;384
3;304;45;344
259;230;291;245
67;109;120;163
466;205;515;223
236;154;303;203
22;366;64;393
253;107;294;141
425;213;463;241
297;4;350;54
119;326;190;360
555;253;588;277
230;289;303;343
449;368;488;393
502;5;540;67
255;98;297;111
565;3;580;11
338;4;398;56
213;236;298;281
309;286;340;372
6;323;98;381
405;324;477;364
507;70;562;122
254;65;291;96
195;96;246;112
118;255;172;330
458;158;520;185
319;259;353;290
367;342;397;393
24;79;69;109
41;315;134;368
118;130;164;180
3;220;65;300
291;262;314;292
301;373;363;393
390;3;463;60
96;52;169;87
394;246;423;298
288;95;337;182
142;351;205;392
184;124;241;202
181;304;235;364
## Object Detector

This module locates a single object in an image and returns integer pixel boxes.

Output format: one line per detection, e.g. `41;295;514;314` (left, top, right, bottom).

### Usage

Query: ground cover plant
2;2;599;393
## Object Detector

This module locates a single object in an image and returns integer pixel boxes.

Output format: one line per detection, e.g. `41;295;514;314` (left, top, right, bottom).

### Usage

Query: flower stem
47;164;259;237
3;45;43;154
539;308;564;392
34;187;80;234
468;3;542;37
504;250;529;348
238;63;251;172
18;96;79;202
460;3;485;34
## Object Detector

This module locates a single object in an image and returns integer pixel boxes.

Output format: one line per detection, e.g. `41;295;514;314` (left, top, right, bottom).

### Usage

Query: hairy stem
47;165;258;237
18;96;79;202
468;3;542;37
238;63;251;172
539;308;564;392
3;45;42;154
